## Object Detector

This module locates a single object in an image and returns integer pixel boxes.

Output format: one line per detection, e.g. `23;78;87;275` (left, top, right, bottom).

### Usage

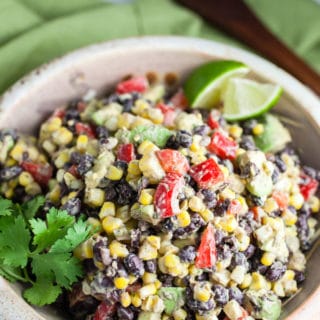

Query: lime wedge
184;60;249;108
222;78;283;121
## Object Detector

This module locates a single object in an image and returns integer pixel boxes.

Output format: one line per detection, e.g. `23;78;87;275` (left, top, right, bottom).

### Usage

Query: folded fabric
0;0;319;94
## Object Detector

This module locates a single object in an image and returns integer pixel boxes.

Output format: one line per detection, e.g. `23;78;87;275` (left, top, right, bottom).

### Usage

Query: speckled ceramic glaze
0;37;320;320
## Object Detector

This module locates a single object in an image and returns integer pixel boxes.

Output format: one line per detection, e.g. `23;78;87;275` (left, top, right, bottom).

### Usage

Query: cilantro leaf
50;219;92;253
0;215;30;267
30;208;75;252
32;252;83;289
24;278;62;306
0;264;25;283
0;197;13;216
21;196;45;220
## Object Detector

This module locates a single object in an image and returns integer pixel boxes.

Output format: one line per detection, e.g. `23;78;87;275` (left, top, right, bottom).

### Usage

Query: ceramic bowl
0;36;320;320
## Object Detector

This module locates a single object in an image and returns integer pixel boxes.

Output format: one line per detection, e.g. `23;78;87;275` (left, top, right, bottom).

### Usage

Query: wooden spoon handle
176;0;320;95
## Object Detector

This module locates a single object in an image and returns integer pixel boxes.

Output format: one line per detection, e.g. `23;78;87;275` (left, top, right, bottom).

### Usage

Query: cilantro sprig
0;196;92;306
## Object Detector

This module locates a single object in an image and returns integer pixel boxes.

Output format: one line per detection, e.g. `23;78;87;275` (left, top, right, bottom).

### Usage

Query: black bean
230;252;247;269
114;160;128;171
61;198;81;216
241;119;258;135
165;134;180;150
214;229;227;245
193;125;210;136
239;135;256;151
0;166;22;181
130;229;141;252
158;274;173;287
274;157;286;173
296;214;311;251
186;287;215;312
272;166;280;183
243;244;256;259
214;199;230;216
265;261;287;282
104;184;118;201
70;151;82;164
124;254;144;277
77;154;94;176
201;189;216;202
249;195;265;207
240;162;260;179
179;245;197;263
117;306;134;320
65;109;80;121
213;285;229;306
176;130;192;148
144;260;157;273
92;239;108;262
160;218;174;233
228;287;244;305
294;270;305;283
96;126;109;140
196;272;209;281
115;181;137;205
83;259;98;274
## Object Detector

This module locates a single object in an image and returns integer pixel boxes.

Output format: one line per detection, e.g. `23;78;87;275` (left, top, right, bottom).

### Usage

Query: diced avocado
158;287;185;314
254;114;291;153
131;204;160;225
246;172;273;197
244;290;281;320
129;125;172;147
143;84;165;102
138;312;161;320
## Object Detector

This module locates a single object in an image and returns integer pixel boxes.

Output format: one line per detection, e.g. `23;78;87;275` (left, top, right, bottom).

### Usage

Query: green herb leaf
30;208;75;252
0;263;26;283
0;197;13;216
21;196;45;220
0;215;30;267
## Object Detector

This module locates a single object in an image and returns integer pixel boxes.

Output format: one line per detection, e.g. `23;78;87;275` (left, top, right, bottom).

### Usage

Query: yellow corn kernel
128;275;137;284
106;165;123;181
85;188;105;207
177;211;191;228
99;202;116;219
218;215;238;233
229;125;243;139
139;283;157;299
189;196;205;212
19;171;34;186
263;198;279;214
52;127;73;145
76;134;88;151
48;185;61;203
147;108;164;124
273;281;285;297
5;158;17;167
143;272;157;284
114;277;129;290
284;270;295;281
109;240;129;258
131;116;153;128
138;140;158;155
54;151;70;169
42;140;56;154
147;236;161;249
289;193;304;210
131;294;142;307
281;209;297;226
162;315;170;320
86;218;102;232
117;113;135;129
261;252;276;266
219;188;235;200
139;189;154;205
194;288;210;302
10;144;24;162
74;239;93;260
173;308;187;320
199;208;214;223
236;148;246;157
120;292;131;308
139;240;158;260
262;216;276;226
252;123;264;135
189;264;202;277
154;279;162;289
4;188;14;199
190;142;199;152
240;274;252;289
164;254;180;269
46;117;62;132
61;195;69;206
309;196;320;213
25;182;41;196
238;234;250;252
220;165;229;178
132;99;149;116
128;160;141;175
102;216;123;234
250;272;270;291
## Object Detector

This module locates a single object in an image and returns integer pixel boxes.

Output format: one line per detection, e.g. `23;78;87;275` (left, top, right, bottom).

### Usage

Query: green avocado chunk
246;172;273;197
244;290;281;320
158;287;185;315
129;125;172;147
254;114;291;153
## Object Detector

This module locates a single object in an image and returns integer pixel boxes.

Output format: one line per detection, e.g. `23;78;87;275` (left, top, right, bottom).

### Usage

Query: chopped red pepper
207;110;221;129
21;161;53;186
189;158;224;189
77;101;87;112
93;301;116;320
156;149;189;176
170;88;188;109
252;206;263;222
154;173;185;219
299;173;319;201
75;122;96;139
68;164;80;178
272;190;288;210
117;143;135;163
195;223;217;269
51;108;65;119
227;199;242;215
207;131;238;160
156;102;177;127
116;76;148;94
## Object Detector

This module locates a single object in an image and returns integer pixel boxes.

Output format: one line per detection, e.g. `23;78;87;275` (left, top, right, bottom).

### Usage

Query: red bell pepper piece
75;122;96;139
227;199;242;215
117;143;135;163
189;158;224;189
21;161;53;186
299;173;319;201
170;88;188;109
68;164;80;178
156;102;177;127
252;206;263;222
195;223;217;268
207;131;238;160
93;301;116;320
51;108;66;119
207;110;220;129
156;149;189;176
272;190;288;210
116;76;148;94
154;173;185;219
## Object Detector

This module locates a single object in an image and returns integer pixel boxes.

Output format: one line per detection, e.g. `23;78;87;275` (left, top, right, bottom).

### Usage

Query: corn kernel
86;217;102;232
52;127;73;145
177;211;191;227
4;188;14;199
106;165;123;180
10;144;24;162
189;264;202;277
5;158;17;167
240;273;252;289
220;165;229;178
85;188;105;207
146;236;161;249
310;196;320;213
219;188;235;200
173;308;187;320
46;117;62;132
128;160;141;175
131;294;142;307
54;151;70;168
273;281;285;297
139;283;157;299
139;189;154;205
118;113;135;129
147;108;164;124
154;279;162;289
263;198;279;214
99;202;116;219
199;208;214;223
252;123;264;135
42;140;56;154
250;272;269;291
238;234;250;252
47;184;61;203
218;215;238;233
138;140;158;155
25;182;41;195
229;125;243;139
109;240;129;258
189;196;205;212
284;270;295;281
139;240;158;260
281;208;297;226
19;171;34;186
102;216;123;234
143;272;157;284
164;254;180;268
114;277;129;290
261;252;276;266
289;193;304;210
120;292;131;307
194;288;210;302
128;275;137;284
77;134;88;151
74;239;93;260
236;148;246;157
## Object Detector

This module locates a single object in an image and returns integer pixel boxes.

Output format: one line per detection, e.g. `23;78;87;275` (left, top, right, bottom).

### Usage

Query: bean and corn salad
0;74;320;320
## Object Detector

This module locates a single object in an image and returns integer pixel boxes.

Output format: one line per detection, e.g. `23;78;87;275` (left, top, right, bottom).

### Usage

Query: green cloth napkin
0;0;319;95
